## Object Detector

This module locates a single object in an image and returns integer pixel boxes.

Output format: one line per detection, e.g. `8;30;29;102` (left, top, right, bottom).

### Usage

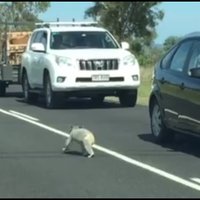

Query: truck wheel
150;100;174;143
91;96;104;105
22;73;38;103
119;91;137;107
0;82;6;97
44;74;57;109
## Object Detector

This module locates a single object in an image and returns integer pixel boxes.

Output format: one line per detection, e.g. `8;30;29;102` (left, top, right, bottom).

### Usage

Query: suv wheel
0;82;6;97
44;74;56;109
119;91;137;107
150;100;174;143
22;72;38;103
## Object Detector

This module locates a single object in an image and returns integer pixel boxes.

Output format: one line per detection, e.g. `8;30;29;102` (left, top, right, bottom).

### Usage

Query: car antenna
57;18;59;27
72;18;75;26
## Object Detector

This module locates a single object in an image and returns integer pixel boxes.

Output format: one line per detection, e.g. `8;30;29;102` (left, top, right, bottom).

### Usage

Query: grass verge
106;66;153;106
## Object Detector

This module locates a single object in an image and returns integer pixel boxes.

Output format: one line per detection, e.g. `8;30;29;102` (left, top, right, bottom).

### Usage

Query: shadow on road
1;91;23;98
138;133;200;158
16;96;129;110
4;85;142;110
63;150;86;157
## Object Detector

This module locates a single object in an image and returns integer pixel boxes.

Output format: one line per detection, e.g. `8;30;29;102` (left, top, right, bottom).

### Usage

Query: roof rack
35;21;98;28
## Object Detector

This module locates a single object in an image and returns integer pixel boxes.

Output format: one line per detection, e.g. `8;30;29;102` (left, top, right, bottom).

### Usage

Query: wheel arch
149;94;158;117
149;92;167;127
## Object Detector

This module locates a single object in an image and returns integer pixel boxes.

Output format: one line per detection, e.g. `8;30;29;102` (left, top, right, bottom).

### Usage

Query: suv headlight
122;55;136;66
55;56;72;66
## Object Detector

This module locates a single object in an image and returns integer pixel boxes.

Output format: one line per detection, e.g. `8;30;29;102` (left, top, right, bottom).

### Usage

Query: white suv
21;22;140;108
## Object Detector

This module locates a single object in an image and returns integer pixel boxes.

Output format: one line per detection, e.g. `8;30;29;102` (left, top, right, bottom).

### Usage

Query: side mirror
121;41;130;50
31;43;45;52
190;68;200;78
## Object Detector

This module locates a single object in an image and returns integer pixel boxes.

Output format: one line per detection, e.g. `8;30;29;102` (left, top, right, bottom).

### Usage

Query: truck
0;23;32;96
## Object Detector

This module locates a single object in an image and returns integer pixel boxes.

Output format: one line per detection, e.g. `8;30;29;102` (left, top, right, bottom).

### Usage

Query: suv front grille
79;59;118;71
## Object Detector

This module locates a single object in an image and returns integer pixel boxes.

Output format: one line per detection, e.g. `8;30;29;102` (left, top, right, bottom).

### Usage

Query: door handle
180;82;185;90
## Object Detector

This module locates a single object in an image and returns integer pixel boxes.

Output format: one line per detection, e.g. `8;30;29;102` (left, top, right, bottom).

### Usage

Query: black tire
0;82;6;97
150;100;174;143
91;95;104;105
22;72;38;103
119;91;137;107
44;73;57;109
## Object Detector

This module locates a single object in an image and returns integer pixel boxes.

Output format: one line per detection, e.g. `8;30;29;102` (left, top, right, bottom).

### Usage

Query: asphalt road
0;85;200;197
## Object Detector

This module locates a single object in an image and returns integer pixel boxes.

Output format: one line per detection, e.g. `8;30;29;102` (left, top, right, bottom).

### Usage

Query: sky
39;2;200;44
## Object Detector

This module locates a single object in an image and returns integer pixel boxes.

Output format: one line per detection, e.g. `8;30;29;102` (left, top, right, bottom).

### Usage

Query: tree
85;2;164;43
0;2;50;31
163;36;181;52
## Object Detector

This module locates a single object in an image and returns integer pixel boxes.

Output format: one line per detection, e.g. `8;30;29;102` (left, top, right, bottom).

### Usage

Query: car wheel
150;100;174;143
119;91;137;107
44;74;56;109
0;82;6;97
22;72;38;103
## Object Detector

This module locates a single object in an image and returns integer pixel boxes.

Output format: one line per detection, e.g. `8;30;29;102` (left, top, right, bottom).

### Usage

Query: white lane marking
191;178;200;185
0;109;68;137
9;110;39;121
0;108;200;192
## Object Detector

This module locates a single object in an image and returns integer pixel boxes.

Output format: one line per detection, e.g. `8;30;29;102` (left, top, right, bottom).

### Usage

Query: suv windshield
50;31;119;50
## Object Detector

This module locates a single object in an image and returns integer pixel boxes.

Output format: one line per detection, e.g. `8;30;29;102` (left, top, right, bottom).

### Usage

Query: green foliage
85;2;164;42
129;37;164;67
0;2;50;31
163;36;181;52
85;2;165;68
136;49;164;67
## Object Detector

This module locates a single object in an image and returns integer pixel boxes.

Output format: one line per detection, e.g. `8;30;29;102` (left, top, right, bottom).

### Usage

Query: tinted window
50;31;119;49
39;32;47;50
29;32;37;50
170;40;193;72
161;46;177;69
30;31;47;51
33;31;44;43
188;40;200;74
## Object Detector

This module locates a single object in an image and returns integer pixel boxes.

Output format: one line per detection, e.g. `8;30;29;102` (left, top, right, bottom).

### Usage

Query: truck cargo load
2;31;32;66
0;29;32;96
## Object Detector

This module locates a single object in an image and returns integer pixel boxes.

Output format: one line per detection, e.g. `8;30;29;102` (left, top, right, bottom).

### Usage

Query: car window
161;46;178;69
170;40;193;72
39;32;47;51
29;32;37;50
30;31;47;52
187;40;200;74
50;31;119;49
33;31;44;43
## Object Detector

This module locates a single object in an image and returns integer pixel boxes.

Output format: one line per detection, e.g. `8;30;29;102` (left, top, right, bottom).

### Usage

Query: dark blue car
149;32;200;143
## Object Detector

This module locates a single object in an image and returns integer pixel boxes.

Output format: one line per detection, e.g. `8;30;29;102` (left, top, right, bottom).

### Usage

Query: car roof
183;32;200;39
34;22;107;33
49;26;106;32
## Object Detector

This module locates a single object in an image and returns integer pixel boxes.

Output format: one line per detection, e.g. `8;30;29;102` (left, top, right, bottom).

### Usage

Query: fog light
132;75;138;81
57;77;66;83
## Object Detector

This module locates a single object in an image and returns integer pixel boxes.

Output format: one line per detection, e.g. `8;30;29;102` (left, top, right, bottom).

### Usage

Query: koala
62;126;95;158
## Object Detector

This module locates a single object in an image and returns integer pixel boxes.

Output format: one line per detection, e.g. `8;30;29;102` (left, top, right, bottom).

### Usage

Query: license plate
92;74;109;82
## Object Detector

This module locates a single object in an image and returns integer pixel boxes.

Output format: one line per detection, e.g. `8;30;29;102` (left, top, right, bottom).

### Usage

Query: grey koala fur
62;126;95;158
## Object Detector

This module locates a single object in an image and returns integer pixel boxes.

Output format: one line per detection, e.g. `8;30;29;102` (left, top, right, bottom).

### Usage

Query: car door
159;40;194;129
24;31;37;87
177;39;200;134
33;31;48;87
30;31;48;88
28;31;44;87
